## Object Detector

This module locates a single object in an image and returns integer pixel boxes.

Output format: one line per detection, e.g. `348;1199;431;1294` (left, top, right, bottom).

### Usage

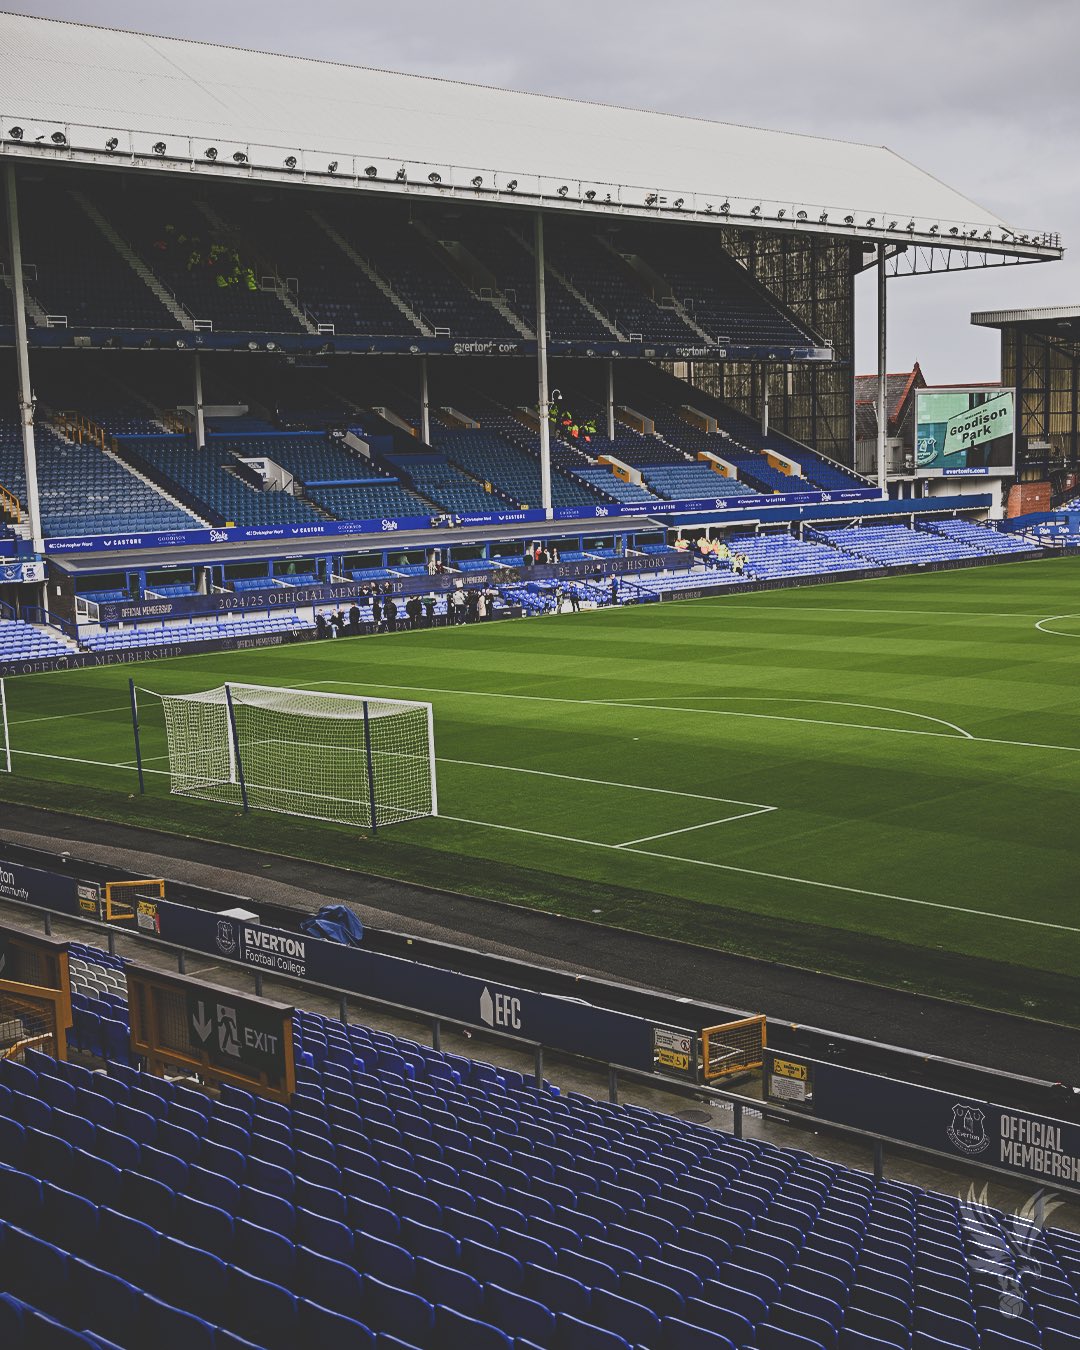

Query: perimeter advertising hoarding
763;1051;1080;1190
914;388;1015;477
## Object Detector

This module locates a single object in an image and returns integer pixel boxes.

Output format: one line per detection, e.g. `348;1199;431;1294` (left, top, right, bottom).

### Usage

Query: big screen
914;388;1015;476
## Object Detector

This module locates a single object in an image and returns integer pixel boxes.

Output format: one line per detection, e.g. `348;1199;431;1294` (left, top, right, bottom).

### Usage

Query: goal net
146;683;436;830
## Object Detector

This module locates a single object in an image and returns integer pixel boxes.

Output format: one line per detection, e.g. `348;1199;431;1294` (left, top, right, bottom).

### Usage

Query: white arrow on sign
192;1001;212;1043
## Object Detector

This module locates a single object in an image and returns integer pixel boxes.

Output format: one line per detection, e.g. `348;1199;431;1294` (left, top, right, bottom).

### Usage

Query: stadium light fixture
750;205;761;217
364;165;377;177
887;220;897;230
284;155;297;170
105;136;119;151
471;175;483;188
152;141;166;155
428;171;442;184
557;185;569;197
818;211;828;223
7;126;23;140
327;161;338;174
843;215;854;225
233;151;248;164
796;210;807;221
866;217;875;227
506;179;518;192
673;197;684;209
983;229;992;240
948;226;959;236
907;219;916;231
51;131;67;146
645;194;658;206
395;167;407;181
776;208;785;219
928;224;939;235
720;200;730;214
585;189;596;201
247;340;259;351
204;147;218;160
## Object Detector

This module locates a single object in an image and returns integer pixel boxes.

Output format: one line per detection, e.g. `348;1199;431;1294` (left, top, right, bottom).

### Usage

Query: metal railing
3;887;1076;1211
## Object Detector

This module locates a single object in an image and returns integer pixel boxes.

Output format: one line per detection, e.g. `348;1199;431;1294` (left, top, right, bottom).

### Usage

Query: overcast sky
14;0;1078;380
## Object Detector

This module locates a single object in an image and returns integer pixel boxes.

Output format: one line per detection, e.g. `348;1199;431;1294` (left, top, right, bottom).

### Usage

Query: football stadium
1;11;1080;1350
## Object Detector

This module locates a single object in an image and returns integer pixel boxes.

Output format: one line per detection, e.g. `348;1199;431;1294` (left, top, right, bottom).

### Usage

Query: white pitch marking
436;814;1080;934
438;755;774;810
302;678;1080;757
10;748;170;776
1034;613;1080;638
605;694;974;740
9;704;131;726
614;807;776;848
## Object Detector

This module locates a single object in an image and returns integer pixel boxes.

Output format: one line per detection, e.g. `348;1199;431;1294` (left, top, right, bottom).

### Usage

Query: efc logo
480;986;522;1030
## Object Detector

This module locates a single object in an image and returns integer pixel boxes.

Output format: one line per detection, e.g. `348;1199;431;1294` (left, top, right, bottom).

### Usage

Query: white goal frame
0;678;10;773
134;681;437;831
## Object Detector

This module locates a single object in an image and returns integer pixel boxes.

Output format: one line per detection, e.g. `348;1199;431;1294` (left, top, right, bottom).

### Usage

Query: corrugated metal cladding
0;12;1014;233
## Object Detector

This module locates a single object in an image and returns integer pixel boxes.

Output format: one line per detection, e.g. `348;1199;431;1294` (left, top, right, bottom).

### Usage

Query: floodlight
233;151;248;164
750;205;761;217
720;200;730;213
866;217;875;227
247;340;259;351
204;147;218;160
843;215;854;225
948;226;959;236
887;220;897;230
506;179;518;191
266;341;278;352
105;136;119;151
428;171;442;183
364;165;377;177
327;161;338;174
982;229;992;240
50;131;67;146
395;167;407;181
819;212;828;223
907;219;916;231
153;141;166;155
557;185;569;197
673;197;684;209
585;189;596;201
928;224;939;235
645;194;658;206
776;208;785;219
8;126;23;140
471;175;483;188
796;210;807;220
284;156;297;170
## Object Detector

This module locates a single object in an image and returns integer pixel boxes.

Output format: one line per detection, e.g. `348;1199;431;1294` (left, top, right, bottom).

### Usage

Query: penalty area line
436;813;1080;934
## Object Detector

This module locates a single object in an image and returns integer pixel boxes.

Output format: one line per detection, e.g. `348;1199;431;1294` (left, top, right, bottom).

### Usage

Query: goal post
0;678;10;773
136;682;437;831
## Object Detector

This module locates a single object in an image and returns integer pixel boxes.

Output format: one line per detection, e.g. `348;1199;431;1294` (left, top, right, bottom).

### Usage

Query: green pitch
4;556;1080;1020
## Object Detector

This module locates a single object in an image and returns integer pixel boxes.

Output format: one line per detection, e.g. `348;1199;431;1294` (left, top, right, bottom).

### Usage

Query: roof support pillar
535;211;552;517
193;351;206;450
876;242;888;494
4;163;43;554
420;356;431;446
606;359;616;441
